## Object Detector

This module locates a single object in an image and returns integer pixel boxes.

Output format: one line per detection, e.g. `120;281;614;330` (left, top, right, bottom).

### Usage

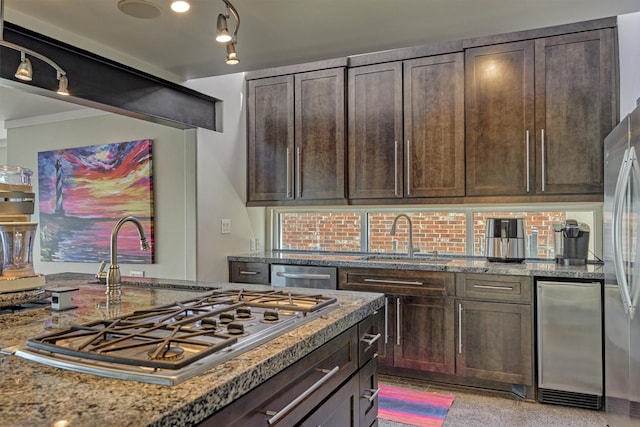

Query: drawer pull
362;387;381;403
266;365;340;425
473;284;514;291
364;278;423;286
360;333;381;347
239;271;260;275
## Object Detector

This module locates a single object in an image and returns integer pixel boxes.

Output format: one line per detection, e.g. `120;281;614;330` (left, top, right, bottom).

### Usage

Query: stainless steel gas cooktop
16;288;338;385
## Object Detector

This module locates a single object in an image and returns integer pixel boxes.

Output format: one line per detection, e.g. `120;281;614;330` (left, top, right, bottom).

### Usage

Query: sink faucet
105;216;150;297
390;214;418;258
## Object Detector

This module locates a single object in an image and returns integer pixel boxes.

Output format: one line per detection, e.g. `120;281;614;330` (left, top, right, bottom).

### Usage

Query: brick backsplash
279;211;568;258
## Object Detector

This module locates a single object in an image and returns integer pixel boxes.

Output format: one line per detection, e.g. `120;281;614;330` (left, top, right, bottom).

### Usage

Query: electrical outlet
255;238;260;251
221;219;231;234
250;238;256;251
130;270;145;278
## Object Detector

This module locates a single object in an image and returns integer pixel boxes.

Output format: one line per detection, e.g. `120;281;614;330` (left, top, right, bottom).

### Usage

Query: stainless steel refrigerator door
537;281;602;395
605;108;640;426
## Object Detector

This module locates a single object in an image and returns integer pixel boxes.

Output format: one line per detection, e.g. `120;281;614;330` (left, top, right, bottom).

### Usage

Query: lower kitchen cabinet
388;295;455;374
339;268;534;397
228;261;270;284
339;268;456;375
199;308;381;426
455;273;534;395
456;299;533;385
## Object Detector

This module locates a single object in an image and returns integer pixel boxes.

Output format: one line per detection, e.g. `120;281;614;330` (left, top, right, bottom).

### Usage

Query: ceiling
1;0;640;127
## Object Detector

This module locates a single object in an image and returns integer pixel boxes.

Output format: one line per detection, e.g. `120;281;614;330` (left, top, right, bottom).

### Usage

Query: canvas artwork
38;139;154;263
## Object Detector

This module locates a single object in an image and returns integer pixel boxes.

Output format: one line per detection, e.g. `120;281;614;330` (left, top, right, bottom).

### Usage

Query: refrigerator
605;103;640;426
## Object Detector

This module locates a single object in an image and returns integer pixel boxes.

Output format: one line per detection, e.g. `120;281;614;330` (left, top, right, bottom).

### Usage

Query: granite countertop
0;273;384;427
228;251;604;280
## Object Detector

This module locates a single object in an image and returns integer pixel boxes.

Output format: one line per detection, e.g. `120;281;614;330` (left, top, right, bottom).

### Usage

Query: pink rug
378;383;455;427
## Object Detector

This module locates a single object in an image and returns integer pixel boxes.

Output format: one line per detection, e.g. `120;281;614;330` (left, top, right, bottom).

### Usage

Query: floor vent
538;388;602;410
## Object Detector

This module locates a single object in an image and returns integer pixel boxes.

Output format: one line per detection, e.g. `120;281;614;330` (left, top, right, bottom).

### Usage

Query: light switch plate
221;219;231;234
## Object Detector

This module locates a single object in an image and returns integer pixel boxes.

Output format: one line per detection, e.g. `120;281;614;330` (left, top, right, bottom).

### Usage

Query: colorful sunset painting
37;140;154;263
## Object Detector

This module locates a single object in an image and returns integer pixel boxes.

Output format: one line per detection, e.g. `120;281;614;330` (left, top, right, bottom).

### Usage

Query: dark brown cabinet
201;311;381;426
455;274;534;389
348;53;464;200
247;68;346;204
339;268;456;374
465;27;617;199
228;261;269;284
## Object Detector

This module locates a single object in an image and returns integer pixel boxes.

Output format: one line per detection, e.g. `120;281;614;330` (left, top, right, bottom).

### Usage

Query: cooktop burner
16;288;338;385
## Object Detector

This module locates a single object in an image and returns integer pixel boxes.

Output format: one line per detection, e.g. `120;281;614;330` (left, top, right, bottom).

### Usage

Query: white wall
6;113;197;280
618;12;640;117
185;73;265;282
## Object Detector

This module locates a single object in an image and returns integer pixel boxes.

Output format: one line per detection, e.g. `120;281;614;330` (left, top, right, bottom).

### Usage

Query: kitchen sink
359;255;451;264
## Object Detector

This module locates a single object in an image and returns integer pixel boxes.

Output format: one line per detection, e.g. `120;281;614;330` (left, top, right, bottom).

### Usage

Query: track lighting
216;0;240;65
14;52;32;81
225;42;239;65
0;0;71;94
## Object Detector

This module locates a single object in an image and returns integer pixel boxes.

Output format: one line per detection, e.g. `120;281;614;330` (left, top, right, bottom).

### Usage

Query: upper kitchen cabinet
465;24;617;200
348;52;465;201
247;65;346;205
534;29;617;195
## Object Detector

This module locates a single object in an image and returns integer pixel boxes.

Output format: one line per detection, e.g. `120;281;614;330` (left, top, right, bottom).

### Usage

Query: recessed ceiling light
171;1;191;13
117;0;162;19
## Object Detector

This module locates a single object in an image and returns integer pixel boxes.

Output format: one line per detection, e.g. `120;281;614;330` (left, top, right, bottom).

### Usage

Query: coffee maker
553;219;590;265
0;166;44;293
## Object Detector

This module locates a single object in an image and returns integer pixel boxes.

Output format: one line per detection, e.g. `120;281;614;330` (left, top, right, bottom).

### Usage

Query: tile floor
378;375;607;427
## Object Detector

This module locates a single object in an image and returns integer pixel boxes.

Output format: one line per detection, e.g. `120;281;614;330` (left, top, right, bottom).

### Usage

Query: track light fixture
215;0;240;65
0;0;70;95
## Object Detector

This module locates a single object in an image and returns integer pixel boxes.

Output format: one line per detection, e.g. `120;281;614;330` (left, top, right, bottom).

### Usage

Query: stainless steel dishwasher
536;279;603;409
270;264;337;289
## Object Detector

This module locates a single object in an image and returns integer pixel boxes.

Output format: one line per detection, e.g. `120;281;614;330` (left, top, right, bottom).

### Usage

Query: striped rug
378;383;455;427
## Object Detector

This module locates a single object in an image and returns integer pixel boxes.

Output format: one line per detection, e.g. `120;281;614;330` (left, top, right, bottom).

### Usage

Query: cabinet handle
541;128;546;192
362;387;381;403
286;147;292;198
406;139;411;196
396;297;401;346
384;297;389;345
239;271;259;275
525;130;530;193
473;284;513;291
364;278;423;286
458;303;463;354
266;365;340;425
394;140;399;196
296;146;302;198
360;333;381;347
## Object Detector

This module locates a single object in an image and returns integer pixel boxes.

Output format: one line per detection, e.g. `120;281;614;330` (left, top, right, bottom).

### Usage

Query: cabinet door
300;373;360;427
394;295;455;374
247;75;294;202
348;62;403;199
465;41;535;196
457;300;533;385
295;68;346;200
404;53;465;197
534;28;616;195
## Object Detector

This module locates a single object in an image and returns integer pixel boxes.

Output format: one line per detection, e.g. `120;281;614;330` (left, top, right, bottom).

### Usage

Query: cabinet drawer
202;326;358;426
229;262;269;284
455;274;532;303
340;268;454;296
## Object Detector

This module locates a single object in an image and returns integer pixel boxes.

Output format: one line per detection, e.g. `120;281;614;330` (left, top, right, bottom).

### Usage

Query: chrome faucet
105;216;150;297
391;214;418;258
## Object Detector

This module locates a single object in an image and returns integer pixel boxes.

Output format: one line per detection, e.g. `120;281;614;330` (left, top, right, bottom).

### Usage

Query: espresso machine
0;166;44;294
553;219;590;265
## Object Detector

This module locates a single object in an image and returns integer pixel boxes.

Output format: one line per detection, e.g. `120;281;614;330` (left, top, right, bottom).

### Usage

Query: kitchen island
0;273;384;427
